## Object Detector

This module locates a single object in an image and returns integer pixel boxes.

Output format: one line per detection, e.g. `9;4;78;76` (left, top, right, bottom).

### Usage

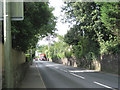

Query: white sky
49;0;69;36
38;0;70;45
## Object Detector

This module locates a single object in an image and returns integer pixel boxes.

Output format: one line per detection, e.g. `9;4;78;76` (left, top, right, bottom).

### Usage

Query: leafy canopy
11;2;57;52
63;2;120;60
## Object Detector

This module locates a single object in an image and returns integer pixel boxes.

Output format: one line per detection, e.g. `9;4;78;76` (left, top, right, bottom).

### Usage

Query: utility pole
4;0;14;88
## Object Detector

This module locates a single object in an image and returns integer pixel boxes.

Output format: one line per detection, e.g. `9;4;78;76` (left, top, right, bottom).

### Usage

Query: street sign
0;1;24;21
0;1;3;21
10;2;24;20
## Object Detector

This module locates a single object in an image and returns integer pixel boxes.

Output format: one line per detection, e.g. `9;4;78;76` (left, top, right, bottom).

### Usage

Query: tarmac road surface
35;61;119;89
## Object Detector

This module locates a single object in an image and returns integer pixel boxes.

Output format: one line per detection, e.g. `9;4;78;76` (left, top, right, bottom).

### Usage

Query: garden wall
1;43;30;88
60;54;119;75
100;54;119;74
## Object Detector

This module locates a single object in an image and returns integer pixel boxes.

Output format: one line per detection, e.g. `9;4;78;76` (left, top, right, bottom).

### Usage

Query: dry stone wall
59;54;119;75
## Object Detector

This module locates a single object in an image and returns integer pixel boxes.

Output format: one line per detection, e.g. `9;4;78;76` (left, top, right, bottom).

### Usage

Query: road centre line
94;81;116;90
70;73;85;80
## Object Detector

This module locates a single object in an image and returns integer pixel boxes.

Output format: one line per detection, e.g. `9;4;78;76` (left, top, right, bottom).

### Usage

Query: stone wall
12;49;28;88
0;43;4;72
75;57;101;71
12;49;25;70
0;42;3;89
61;56;77;67
60;54;119;75
1;43;30;88
100;54;119;74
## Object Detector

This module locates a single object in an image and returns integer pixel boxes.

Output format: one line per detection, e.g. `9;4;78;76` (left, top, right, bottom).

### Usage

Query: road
35;61;119;89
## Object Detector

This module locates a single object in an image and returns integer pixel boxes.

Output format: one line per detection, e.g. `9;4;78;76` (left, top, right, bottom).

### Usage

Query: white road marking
69;70;98;73
63;70;67;72
70;73;85;80
94;81;116;90
55;67;59;69
60;69;67;72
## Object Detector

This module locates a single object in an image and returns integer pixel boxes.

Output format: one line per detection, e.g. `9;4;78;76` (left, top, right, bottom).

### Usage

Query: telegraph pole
4;0;14;88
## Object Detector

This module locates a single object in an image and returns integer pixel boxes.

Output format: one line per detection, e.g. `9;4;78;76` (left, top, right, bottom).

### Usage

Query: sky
49;0;69;35
38;0;70;45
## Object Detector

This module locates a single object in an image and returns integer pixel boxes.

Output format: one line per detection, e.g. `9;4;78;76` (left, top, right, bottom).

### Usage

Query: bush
65;50;72;59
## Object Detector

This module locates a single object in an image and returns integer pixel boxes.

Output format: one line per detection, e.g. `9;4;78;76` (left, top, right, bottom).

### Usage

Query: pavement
0;73;2;90
0;68;2;90
19;61;46;88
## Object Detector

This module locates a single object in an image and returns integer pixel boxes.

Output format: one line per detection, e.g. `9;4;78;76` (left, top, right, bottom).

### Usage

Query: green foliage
99;2;120;36
25;53;30;58
64;50;72;59
11;2;56;52
63;2;99;59
71;37;99;59
38;45;48;53
48;36;69;59
85;52;97;61
99;2;120;54
100;37;120;54
64;25;80;45
63;2;120;62
37;45;49;58
37;35;71;61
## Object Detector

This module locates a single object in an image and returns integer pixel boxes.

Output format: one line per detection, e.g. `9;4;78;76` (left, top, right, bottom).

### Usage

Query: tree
11;2;56;52
38;35;71;61
99;2;120;37
63;2;120;57
63;2;101;58
97;2;120;54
